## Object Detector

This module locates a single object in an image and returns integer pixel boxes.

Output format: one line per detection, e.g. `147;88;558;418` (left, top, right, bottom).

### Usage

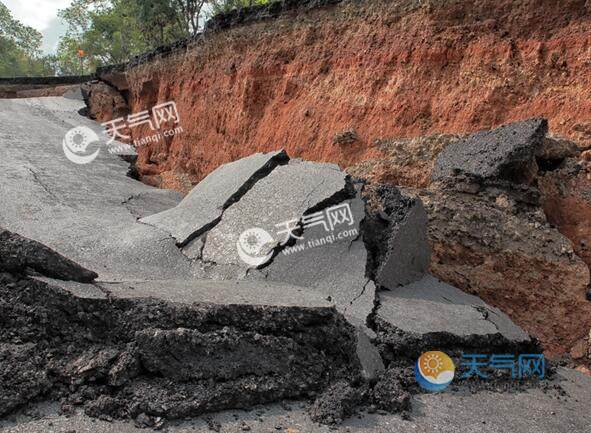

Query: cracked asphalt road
1;95;591;432
0;96;195;281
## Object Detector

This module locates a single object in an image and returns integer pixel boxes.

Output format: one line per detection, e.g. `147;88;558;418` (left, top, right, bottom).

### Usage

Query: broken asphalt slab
0;273;369;419
201;159;349;270
0;229;97;282
432;118;548;183
39;275;384;381
375;275;531;348
140;149;289;245
41;276;334;307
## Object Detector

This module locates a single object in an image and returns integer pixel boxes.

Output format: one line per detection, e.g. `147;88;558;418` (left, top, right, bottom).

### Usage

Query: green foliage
55;0;212;74
0;1;56;77
56;0;149;74
0;0;274;76
209;0;271;15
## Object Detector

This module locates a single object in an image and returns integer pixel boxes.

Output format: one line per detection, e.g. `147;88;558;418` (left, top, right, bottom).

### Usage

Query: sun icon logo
236;227;276;267
423;352;444;375
62;126;101;164
415;351;455;392
242;231;264;255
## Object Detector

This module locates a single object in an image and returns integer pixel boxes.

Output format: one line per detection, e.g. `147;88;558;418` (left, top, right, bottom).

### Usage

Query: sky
4;0;71;54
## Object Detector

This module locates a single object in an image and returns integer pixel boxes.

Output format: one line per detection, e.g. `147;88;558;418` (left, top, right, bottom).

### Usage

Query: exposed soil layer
90;0;591;191
539;160;591;287
415;183;590;356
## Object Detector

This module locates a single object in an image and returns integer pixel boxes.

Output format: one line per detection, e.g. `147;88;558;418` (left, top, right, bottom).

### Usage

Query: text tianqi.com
236;202;357;267
62;101;183;165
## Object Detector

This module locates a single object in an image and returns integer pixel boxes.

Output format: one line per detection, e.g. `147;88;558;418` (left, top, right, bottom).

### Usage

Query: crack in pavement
25;166;63;204
474;305;502;333
152;150;290;249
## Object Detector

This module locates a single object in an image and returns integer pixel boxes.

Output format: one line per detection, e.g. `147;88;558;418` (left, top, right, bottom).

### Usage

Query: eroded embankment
78;0;591;360
91;0;591;190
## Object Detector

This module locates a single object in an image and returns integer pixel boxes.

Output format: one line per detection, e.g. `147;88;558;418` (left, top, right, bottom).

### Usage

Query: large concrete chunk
432;119;548;183
201;159;348;269
363;186;431;289
141;150;288;245
376;275;531;343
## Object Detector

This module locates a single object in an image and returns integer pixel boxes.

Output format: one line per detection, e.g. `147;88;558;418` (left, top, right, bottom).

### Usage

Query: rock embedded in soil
432;118;548;184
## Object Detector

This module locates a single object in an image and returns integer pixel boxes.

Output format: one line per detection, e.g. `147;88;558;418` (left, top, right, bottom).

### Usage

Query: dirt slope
94;0;591;189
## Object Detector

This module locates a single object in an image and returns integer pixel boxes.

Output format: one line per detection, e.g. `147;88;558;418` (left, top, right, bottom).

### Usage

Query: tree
53;0;272;74
137;0;181;46
171;0;207;36
56;0;208;73
0;1;56;77
209;0;270;16
56;0;149;74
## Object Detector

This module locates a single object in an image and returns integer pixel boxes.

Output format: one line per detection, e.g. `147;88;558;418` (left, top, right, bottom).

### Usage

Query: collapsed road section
0;95;590;431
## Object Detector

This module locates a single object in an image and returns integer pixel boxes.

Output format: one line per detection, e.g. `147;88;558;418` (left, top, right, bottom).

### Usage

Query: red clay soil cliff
94;0;591;190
